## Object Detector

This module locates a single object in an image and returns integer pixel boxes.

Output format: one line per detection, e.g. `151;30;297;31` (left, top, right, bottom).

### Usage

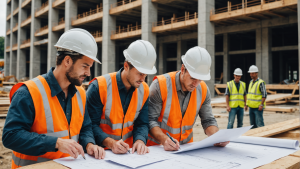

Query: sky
0;0;7;37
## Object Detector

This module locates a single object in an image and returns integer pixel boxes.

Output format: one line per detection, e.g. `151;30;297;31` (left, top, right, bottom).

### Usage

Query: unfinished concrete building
4;0;300;96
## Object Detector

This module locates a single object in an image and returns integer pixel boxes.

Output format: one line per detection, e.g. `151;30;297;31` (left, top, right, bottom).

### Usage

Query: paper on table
105;145;179;168
173;126;252;153
231;136;300;149
54;154;127;169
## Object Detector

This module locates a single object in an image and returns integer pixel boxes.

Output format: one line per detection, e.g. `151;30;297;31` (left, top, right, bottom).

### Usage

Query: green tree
0;36;4;59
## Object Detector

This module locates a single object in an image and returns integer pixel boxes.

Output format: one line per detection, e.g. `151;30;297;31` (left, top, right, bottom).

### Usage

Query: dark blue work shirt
2;68;95;156
87;68;149;146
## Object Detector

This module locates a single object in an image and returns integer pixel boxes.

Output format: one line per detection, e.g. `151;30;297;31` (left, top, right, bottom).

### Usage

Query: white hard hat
181;46;211;80
123;40;157;74
248;65;259;73
234;68;243;76
54;28;101;64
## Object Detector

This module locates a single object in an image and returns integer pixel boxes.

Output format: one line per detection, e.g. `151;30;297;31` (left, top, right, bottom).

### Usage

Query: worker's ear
63;55;73;68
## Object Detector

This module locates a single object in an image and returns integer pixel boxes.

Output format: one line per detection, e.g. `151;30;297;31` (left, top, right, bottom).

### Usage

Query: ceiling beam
265;11;285;18
243;15;260;21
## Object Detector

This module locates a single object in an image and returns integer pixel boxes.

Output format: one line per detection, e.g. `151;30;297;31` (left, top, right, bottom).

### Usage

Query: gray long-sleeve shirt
148;71;218;131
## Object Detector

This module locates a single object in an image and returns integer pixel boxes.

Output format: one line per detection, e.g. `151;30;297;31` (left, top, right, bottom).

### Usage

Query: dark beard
66;65;85;86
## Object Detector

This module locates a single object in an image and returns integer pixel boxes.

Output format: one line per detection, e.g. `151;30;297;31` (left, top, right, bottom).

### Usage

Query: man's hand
227;106;231;112
214;141;230;147
112;139;130;154
132;140;149;155
162;137;180;151
56;138;85;159
86;143;105;159
244;105;248;111
258;105;263;111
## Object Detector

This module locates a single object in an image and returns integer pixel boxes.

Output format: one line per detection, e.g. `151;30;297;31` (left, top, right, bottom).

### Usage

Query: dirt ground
0;109;299;169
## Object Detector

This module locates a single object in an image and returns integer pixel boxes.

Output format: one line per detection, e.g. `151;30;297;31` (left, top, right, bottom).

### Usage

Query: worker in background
225;68;247;129
2;29;105;168
87;40;157;155
247;65;267;128
147;46;229;151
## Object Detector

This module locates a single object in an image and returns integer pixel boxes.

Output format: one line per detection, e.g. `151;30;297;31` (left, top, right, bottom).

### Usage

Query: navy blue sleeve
132;98;150;145
79;105;96;152
2;85;58;156
86;80;109;147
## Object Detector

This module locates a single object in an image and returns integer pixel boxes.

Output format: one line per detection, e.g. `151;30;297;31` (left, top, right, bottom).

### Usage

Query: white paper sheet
105;145;179;168
231;136;299;149
139;142;299;169
173;126;252;153
54;154;127;169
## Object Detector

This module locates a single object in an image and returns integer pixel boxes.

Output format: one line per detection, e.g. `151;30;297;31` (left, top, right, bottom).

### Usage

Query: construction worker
2;29;105;168
147;46;229;151
247;65;267;128
225;68;247;129
87;40;157;155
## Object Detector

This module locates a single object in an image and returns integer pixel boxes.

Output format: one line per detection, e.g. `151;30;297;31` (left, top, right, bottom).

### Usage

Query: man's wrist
86;142;94;150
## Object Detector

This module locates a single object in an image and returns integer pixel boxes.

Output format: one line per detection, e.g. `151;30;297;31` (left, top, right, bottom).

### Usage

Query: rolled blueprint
231;136;299;149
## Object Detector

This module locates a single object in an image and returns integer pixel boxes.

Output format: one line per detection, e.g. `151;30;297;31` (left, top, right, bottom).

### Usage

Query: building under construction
4;0;299;95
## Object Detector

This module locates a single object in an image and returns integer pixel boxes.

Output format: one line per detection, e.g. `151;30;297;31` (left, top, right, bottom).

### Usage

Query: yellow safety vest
247;79;266;108
227;80;245;108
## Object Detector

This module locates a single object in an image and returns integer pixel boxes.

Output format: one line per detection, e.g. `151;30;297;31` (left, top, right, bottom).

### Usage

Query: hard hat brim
135;65;157;75
187;68;211;81
234;73;243;76
248;71;258;73
54;44;101;64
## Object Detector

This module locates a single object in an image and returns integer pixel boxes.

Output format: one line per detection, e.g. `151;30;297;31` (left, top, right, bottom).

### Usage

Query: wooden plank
244;118;300;136
20;161;68;169
290;150;300;158
244;119;300;137
272;129;300;139
256;156;300;169
0;114;7;118
264;106;298;113
109;0;142;15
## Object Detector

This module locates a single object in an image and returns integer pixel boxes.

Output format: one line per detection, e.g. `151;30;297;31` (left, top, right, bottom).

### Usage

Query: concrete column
29;0;41;79
4;3;12;76
256;28;263;78
102;0;117;74
198;0;215;97
142;0;157;82
223;33;229;83
94;47;102;77
10;0;18;76
261;27;272;84
65;0;77;31
16;0;27;79
177;40;187;70
48;0;59;70
158;43;166;75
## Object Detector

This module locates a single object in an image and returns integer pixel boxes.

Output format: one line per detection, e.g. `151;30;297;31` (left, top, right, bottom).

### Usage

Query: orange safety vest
147;72;207;146
90;72;149;148
9;76;86;169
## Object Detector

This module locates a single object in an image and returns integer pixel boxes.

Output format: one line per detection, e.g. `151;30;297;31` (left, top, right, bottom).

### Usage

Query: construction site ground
0;108;299;169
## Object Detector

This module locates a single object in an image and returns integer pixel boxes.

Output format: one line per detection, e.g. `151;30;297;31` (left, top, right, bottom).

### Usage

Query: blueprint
54;127;299;169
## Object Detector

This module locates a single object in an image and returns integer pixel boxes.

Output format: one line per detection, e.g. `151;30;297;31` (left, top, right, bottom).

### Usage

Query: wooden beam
286;7;297;13
243;118;300;137
243;15;260;20
255;13;272;19
264;11;285;18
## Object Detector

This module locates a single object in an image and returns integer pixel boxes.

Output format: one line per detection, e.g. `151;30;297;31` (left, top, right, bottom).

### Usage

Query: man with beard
87;40;157;155
3;29;105;168
147;47;229;151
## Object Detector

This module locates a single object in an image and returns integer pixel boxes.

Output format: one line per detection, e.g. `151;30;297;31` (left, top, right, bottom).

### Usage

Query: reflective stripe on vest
247;79;266;108
147;72;207;146
10;76;86;168
227;80;245;108
93;72;148;147
12;153;51;167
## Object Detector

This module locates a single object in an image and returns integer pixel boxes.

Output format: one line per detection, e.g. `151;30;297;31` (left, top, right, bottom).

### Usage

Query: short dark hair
124;59;134;70
56;53;84;66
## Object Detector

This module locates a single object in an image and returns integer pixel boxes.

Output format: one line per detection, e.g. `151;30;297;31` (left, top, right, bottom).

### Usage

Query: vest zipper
121;116;125;139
